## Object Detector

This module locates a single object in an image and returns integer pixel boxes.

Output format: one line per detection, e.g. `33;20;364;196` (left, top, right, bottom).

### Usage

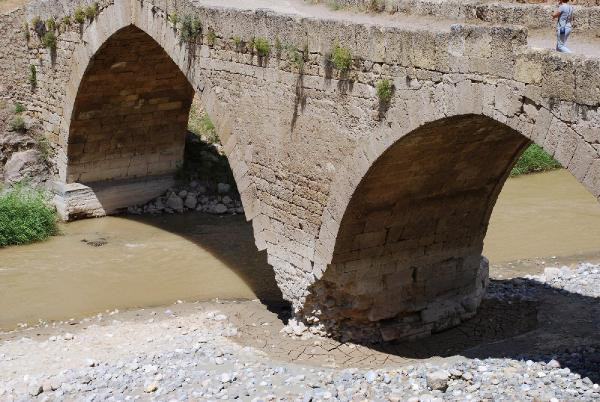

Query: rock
178;190;188;198
28;383;43;396
85;358;97;367
426;370;450;391
4;149;42;183
212;203;228;214
222;195;232;205
184;194;197;209
144;382;158;393
364;370;377;383
63;333;74;340
547;359;561;369
217;183;231;194
544;267;562;281
166;194;184;212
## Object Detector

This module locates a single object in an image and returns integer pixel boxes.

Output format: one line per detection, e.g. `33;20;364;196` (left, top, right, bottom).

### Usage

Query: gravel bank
1;263;599;401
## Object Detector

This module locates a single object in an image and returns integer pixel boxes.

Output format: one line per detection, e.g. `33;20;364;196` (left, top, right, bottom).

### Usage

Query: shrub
286;44;304;69
510;144;562;176
42;31;57;50
85;3;99;20
206;28;216;46
62;15;72;26
73;7;86;24
9;117;26;132
29;65;37;88
46;17;56;31
376;79;393;104
168;12;179;26
180;15;202;43
253;37;270;57
330;43;352;72
14;102;25;114
0;185;58;247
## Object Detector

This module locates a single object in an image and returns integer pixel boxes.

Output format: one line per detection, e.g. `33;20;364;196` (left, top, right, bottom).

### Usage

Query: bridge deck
198;0;600;58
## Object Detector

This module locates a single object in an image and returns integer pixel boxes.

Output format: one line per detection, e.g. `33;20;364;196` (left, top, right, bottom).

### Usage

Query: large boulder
3;149;43;183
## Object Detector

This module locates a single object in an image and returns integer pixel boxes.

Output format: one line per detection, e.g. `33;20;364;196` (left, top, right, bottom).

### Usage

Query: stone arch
308;103;600;341
57;0;251;219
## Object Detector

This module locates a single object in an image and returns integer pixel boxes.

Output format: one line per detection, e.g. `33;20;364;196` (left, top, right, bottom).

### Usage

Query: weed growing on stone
9;117;26;132
42;31;57;51
35;133;54;163
376;79;393;105
253;37;271;57
28;65;37;88
330;43;352;72
62;15;72;26
168;12;179;26
180;15;202;43
23;23;30;41
286;44;304;70
14;102;25;114
85;3;99;20
74;7;86;24
510;144;561;176
206;28;216;46
233;36;243;51
0;184;58;247
46;17;56;31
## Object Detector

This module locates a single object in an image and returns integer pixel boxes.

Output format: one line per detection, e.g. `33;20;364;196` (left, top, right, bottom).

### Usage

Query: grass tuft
376;79;393;105
9;117;26;132
41;31;57;50
84;3;99;20
0;184;58;247
253;37;271;57
330;43;352;72
188;104;219;145
180;15;202;43
29;65;37;88
74;7;86;24
510;144;562;176
14;102;25;114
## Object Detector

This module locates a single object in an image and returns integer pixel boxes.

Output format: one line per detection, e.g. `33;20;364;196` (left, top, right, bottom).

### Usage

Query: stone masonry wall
0;8;31;105
3;0;599;341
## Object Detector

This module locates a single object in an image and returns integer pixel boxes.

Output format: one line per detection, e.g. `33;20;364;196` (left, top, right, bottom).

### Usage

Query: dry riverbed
1;263;600;401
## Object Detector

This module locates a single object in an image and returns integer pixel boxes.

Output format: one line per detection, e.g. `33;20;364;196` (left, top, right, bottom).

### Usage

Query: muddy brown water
1;169;599;330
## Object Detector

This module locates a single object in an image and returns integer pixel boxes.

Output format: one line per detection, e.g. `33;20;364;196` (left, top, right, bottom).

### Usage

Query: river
1;169;599;330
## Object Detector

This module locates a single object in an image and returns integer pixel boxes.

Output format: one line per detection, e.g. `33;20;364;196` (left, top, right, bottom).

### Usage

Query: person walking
553;0;574;53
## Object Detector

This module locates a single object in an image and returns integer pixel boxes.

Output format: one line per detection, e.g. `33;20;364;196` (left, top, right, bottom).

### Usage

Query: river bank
1;262;599;400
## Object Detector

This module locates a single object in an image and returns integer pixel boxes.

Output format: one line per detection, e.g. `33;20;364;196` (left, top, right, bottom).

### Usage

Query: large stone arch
55;0;248;219
306;83;600;341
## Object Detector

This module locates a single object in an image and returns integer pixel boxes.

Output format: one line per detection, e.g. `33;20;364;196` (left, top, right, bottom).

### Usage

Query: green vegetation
330;43;352;72
0;185;58;247
85;3;99;20
42;31;57;50
286;44;304;69
327;0;343;10
74;7;86;24
9;116;26;132
29;65;37;88
23;23;30;41
188;103;219;145
14;102;25;114
253;37;271;57
46;17;56;31
274;38;282;57
376;79;393;105
168;12;179;26
206;28;216;46
510;144;561;176
233;36;243;51
180;15;202;43
35;133;54;163
62;15;72;26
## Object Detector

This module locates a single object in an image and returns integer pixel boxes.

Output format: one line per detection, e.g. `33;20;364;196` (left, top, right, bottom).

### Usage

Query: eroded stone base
300;257;490;343
53;175;175;220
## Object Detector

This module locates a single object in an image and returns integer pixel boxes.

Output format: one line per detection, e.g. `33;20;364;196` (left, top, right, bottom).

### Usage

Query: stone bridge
2;0;600;341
